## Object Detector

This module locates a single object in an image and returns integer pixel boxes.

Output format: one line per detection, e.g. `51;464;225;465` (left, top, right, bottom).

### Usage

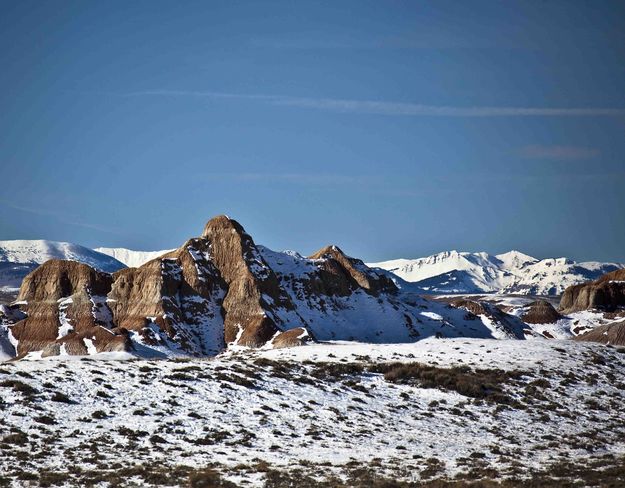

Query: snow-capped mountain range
94;247;174;268
368;250;624;295
0;240;125;291
1;240;622;298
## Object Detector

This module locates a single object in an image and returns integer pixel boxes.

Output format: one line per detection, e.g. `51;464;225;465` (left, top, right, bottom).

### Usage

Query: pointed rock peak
309;245;397;295
198;215;292;347
202;215;246;238
308;245;347;260
200;215;265;276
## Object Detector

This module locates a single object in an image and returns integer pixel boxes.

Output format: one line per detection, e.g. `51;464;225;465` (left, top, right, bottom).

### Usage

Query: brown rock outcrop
574;320;625;346
201;216;296;347
448;298;489;317
10;260;125;356
308;245;397;296
5;216;309;358
560;269;625;313
16;259;112;303
107;237;227;354
520;300;562;324
447;298;526;339
271;327;313;349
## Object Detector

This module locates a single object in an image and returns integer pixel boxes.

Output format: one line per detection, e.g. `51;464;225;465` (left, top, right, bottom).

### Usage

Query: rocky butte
563;268;625;346
0;216;529;359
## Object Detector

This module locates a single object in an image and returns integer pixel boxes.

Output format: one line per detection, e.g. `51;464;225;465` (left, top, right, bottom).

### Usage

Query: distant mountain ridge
2;240;622;298
368;250;623;295
0;240;125;291
94;247;174;268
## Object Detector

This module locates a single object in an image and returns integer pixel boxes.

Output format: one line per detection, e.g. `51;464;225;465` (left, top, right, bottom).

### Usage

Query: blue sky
1;0;624;262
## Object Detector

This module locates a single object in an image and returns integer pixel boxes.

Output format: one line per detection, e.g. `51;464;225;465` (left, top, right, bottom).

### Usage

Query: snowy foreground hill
0;240;125;292
1;339;624;487
369;250;623;295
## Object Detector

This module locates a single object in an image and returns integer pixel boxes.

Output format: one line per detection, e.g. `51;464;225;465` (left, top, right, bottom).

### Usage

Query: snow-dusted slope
0;240;125;271
2;339;624;486
94;247;174;268
258;246;525;344
369;250;623;295
506;257;622;295
0;240;125;291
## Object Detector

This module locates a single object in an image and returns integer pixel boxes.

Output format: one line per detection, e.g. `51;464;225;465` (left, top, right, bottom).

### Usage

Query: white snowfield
1;338;624;486
369;249;623;295
0;239;125;272
94;247;175;268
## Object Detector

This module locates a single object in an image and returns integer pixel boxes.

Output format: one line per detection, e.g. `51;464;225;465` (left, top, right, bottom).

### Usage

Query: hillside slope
1;339;624;486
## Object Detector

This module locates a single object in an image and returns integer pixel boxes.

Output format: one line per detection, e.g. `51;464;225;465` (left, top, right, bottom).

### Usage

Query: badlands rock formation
0;240;125;300
447;298;526;339
574;320;625;346
520;300;562;325
558;268;625;346
1;216;528;359
10;260;129;357
560;269;625;313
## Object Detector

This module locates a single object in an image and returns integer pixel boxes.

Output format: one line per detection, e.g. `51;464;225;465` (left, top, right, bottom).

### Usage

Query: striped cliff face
1;216;529;360
560;268;625;314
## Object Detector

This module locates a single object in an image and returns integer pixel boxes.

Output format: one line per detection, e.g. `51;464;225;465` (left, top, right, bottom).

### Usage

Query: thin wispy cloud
249;38;383;50
199;171;625;199
248;34;564;52
200;172;437;198
123;90;625;118
203;172;369;186
520;145;601;160
248;37;473;51
2;202;121;235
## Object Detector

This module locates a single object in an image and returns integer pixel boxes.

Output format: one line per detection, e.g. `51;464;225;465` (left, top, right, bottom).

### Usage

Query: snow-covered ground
1;338;624;486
